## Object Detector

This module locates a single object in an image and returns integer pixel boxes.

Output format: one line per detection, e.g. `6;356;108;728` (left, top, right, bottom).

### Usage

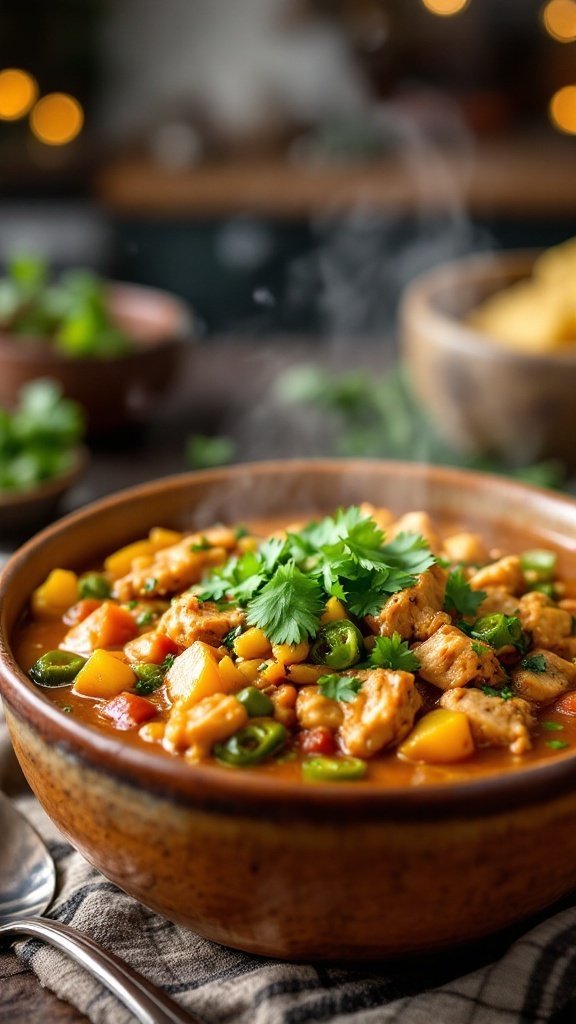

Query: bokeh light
421;0;470;16
542;0;576;42
30;92;84;146
0;68;38;121
549;85;576;133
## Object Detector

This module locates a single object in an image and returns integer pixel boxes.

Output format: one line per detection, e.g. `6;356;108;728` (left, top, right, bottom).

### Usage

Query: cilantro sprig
197;506;436;645
368;634;420;672
317;674;364;703
444;569;486;619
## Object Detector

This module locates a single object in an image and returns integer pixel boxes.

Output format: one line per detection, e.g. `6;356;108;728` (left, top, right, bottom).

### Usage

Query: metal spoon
0;792;201;1024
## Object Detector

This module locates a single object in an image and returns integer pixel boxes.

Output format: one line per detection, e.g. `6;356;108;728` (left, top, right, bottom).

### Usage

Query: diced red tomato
101;691;157;730
61;601;138;654
123;631;179;665
63;599;102;627
300;727;337;756
552;692;576;717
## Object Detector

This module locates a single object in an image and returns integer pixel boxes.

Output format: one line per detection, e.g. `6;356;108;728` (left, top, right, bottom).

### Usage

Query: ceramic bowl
0;282;191;433
2;460;576;960
0;446;89;540
400;250;576;469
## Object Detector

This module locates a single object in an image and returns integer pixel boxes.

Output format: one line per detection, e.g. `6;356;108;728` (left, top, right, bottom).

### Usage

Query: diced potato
31;569;78;618
236;658;264;683
260;661;287;684
73;649;136;698
104;540;155;580
287;663;329;685
272;642;310;665
398;709;474;765
123;631;179;665
148;527;182;549
165;641;228;706
320;597;348;624
217;654;247;691
233;627;272;661
61;602;138;655
139;721;165;743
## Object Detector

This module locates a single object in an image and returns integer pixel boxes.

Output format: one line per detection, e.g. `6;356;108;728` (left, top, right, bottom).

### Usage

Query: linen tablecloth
1;706;575;1024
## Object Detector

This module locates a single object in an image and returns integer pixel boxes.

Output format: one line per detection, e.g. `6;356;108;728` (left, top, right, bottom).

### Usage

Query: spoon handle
0;917;201;1024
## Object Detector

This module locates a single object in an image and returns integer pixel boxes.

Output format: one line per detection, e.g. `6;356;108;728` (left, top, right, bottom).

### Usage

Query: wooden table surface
0;336;392;1024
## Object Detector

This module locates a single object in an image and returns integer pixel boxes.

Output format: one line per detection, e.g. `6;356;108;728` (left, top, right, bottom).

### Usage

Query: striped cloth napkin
1;708;575;1024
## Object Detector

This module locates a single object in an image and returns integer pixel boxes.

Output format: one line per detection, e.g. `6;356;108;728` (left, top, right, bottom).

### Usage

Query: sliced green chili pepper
302;755;367;782
29;650;86;688
214;720;287;766
78;573;112;600
471;613;528;651
132;663;164;695
520;549;556;582
235;686;274;717
310;620;364;670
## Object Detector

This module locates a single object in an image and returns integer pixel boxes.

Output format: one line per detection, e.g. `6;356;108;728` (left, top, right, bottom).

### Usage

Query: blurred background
2;0;576;535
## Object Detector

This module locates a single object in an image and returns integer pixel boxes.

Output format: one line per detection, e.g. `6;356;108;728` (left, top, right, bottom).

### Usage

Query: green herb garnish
546;739;569;750
481;685;514;700
444;569;486;618
136;610;154;628
368;633;420;672
0;380;84;494
223;625;243;650
471;641;489;657
542;721;564;731
520;654;548;673
317;674;364;703
142;577;157;594
190;537;211;552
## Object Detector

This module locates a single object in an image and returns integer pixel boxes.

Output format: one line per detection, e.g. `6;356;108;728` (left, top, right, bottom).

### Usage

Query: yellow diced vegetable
233;627;271;660
139;722;165;743
218;654;247;691
398;709;474;765
320;597;348;624
272;642;310;665
287;663;328;685
165;641;226;706
260;661;287;684
148;527;182;550
104;540;155;579
31;569;78;618
236;658;264;683
73;649;136;699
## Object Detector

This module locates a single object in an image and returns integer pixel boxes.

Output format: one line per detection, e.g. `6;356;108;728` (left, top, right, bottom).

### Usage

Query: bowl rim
400;248;576;368
3;457;576;820
0;280;193;363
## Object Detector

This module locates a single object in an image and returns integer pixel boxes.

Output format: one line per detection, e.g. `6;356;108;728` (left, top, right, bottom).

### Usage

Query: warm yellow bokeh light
0;68;38;121
549;85;576;133
30;92;84;146
543;0;576;41
421;0;470;16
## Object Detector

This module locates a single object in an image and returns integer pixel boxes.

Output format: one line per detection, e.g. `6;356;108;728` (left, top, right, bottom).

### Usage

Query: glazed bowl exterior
0;281;191;433
400;251;576;468
2;460;576;960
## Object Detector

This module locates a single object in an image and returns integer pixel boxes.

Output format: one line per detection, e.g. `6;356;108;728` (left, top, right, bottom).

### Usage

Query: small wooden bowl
2;460;576;959
0;446;89;539
0;282;192;434
400;251;576;468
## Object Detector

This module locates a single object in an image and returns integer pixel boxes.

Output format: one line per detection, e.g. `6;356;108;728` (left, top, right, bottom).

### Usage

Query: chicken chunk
440;688;535;755
387;512;443;556
469;556;525;595
163;693;248;762
114;526;238;600
442;532;489;567
476;587;520;618
415;624;506;691
511;648;576;705
159;594;245;649
517;591;572;651
339;668;421;758
366;563;450;642
296;686;344;731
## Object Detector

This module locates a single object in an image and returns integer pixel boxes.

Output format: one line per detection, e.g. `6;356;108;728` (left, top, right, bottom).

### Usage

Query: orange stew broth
13;514;576;786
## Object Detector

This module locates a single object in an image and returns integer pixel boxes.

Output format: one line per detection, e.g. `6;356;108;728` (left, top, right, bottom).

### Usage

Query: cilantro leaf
520;653;548;673
344;568;416;617
246;563;324;644
380;532;437;575
471;640;488;657
317;674;364;702
444;569;486;618
369;634;420;672
481;684;514;700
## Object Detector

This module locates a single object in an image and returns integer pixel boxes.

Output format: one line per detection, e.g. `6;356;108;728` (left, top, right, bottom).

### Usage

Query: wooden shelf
96;135;576;219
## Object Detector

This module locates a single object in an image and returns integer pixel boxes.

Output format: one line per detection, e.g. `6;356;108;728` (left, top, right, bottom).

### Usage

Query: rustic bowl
0;282;191;433
0;446;89;540
2;460;576;960
400;250;576;469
